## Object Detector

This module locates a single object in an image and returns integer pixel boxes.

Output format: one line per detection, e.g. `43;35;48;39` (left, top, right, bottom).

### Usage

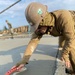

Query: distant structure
14;26;29;34
2;26;29;35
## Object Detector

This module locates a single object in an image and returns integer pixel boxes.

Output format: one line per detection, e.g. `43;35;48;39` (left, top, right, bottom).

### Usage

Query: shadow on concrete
0;44;58;75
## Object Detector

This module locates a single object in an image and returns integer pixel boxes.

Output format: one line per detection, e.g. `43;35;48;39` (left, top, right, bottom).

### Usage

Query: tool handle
5;66;17;75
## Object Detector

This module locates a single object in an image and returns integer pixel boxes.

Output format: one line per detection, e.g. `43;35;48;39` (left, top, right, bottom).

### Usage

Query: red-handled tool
5;66;17;75
5;65;27;75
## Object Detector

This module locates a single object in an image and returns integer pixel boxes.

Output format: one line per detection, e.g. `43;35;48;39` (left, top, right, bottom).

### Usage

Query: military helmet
25;2;47;31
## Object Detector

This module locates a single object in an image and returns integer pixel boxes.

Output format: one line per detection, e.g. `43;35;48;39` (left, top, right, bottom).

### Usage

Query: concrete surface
0;36;67;75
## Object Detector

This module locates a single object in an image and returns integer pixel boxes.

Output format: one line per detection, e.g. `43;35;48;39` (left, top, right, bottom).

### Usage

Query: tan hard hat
25;2;47;31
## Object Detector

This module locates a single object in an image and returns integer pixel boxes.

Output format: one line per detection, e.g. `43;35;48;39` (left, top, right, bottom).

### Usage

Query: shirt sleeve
60;11;75;61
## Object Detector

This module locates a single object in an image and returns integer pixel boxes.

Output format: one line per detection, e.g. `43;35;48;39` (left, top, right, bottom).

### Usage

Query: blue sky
0;0;75;30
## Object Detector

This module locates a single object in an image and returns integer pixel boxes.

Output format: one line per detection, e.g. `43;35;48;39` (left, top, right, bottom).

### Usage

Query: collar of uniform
39;12;55;27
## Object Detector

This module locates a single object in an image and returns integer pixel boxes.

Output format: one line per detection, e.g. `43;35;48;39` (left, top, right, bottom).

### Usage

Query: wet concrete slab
0;36;58;75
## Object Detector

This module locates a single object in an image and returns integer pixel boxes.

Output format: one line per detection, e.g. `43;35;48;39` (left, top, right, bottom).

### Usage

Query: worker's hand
17;64;25;71
61;57;71;68
65;61;71;69
11;64;25;71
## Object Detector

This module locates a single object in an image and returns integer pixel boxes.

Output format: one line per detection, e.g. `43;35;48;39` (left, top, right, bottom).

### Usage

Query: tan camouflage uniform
16;10;75;72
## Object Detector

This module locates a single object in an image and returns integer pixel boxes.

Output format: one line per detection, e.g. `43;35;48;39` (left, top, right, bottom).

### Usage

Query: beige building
2;26;29;35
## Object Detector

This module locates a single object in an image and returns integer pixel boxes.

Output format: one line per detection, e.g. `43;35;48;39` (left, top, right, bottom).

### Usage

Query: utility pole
0;0;21;14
